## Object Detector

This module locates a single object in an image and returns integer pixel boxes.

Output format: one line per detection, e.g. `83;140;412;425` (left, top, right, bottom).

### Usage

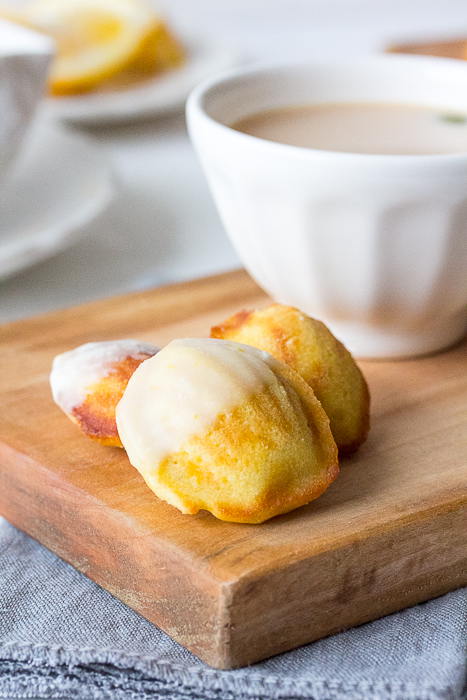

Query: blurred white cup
0;18;54;189
187;55;467;359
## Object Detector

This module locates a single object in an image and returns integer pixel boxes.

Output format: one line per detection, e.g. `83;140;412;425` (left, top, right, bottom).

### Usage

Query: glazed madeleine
211;305;370;454
116;338;338;523
50;339;159;446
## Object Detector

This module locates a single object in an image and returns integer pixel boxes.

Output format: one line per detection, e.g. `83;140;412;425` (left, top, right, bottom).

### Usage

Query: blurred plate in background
43;37;240;125
0;120;115;280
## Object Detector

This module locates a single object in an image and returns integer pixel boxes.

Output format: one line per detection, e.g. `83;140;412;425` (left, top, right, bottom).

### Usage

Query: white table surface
2;0;467;324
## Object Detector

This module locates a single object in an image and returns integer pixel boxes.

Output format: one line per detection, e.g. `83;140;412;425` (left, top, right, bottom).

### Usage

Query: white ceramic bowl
187;55;467;358
0;19;53;188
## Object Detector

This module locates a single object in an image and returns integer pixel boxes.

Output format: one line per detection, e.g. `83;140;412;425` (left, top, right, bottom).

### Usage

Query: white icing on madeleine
50;339;159;414
116;338;283;473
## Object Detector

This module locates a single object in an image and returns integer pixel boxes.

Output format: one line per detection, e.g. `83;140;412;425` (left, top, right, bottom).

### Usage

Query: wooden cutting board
0;269;466;669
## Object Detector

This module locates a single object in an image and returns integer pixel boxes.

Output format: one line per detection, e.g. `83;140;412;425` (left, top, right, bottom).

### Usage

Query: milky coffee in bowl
187;55;467;359
233;102;467;155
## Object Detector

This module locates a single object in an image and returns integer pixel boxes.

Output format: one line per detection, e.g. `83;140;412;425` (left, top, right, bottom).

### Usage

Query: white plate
0;120;115;280
43;37;240;125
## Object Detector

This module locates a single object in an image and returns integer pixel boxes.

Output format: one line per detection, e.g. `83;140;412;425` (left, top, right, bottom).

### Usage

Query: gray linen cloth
0;516;466;700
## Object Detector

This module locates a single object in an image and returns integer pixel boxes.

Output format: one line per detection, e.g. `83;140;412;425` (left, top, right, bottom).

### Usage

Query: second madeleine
211;305;370;454
50;339;159;446
116;338;338;523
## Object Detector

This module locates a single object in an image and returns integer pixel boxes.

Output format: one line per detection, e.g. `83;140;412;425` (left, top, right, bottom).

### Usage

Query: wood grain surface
388;37;467;59
0;269;466;669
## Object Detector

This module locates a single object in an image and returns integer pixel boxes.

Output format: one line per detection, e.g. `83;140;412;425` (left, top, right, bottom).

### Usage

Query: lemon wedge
19;0;184;95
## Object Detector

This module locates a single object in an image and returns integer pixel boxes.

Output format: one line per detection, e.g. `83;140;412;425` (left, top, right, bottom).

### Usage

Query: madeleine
50;339;159;446
116;338;338;523
211;305;370;453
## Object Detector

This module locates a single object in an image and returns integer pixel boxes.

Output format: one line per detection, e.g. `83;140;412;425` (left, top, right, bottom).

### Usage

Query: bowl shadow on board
267;443;386;528
261;335;467;531
190;436;389;540
192;445;385;574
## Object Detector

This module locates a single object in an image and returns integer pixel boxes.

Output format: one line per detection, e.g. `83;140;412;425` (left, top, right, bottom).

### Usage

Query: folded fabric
0;516;466;700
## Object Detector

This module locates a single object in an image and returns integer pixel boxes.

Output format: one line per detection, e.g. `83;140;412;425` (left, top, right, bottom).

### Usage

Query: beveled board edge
225;499;467;667
2;430;466;669
0;440;232;667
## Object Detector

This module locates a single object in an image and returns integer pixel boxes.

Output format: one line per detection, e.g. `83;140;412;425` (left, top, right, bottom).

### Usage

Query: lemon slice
21;0;175;95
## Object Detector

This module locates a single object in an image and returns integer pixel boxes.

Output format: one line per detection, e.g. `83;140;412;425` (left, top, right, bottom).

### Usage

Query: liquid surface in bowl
232;102;467;155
